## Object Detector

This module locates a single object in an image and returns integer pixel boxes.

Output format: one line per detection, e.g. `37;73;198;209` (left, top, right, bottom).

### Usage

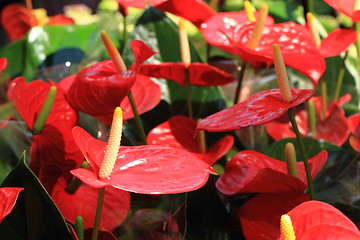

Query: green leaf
0;152;72;240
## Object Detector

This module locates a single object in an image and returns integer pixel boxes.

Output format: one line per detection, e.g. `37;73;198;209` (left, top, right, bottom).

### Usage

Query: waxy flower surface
147;115;234;165
0;57;7;72
216;150;327;196
0;187;23;223
70;126;214;194
139;62;235;86
197;88;313;132
348;112;360;152
323;0;360;22
277;201;360;239
7;77;83;178
65;40;156;125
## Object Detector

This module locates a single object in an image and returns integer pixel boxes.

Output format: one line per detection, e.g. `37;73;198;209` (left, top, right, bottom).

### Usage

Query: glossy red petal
239;192;309;240
216;150;327;196
234;22;325;84
84;229;118;240
0;187;23;223
280;201;360;239
323;0;360;22
0;57;7;72
147;115;234;165
72;127;213;194
188;63;235;86
200;11;274;55
120;74;161;120
320;28;357;58
66;41;156;122
349;135;360;152
49;174;130;231
197;88;314;132
149;0;216;28
0;4;35;41
139;63;187;86
116;0;147;9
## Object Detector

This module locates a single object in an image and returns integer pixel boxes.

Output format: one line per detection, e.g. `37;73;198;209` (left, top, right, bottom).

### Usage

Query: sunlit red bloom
200;10;274;55
47;14;75;25
0;187;23;223
277;201;360;239
139;62;235;86
7;77;83;178
316;28;356;58
70;126;214;194
197;88;313;132
39;166;130;231
265;95;350;146
216;150;327;196
148;0;216;28
348;112;360;152
323;0;360;22
65;40;157;125
239;192;310;240
147;115;234;165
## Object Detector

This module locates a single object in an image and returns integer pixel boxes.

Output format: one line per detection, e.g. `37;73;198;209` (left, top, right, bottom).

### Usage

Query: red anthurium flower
348;112;360;152
117;0;147;9
239;192;310;240
231;21;325;84
139;62;235;86
215;150;328;196
47;14;75;25
318;28;357;58
146;115;234;165
70;126;214;194
148;0;216;28
0;57;7;72
65;40;156;125
323;0;360;22
7;77;83;178
200;11;274;55
0;187;23;223
197;88;314;132
265;95;350;146
277;200;360;239
119;74;161;121
0;4;36;41
39;166;130;231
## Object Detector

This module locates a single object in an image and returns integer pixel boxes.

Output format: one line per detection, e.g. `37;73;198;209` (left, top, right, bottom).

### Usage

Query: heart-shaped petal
320;28;356;58
277;201;360;239
197;88;314;132
323;0;360;22
71;127;213;194
200;11;274;55
239;192;309;240
215;150;328;196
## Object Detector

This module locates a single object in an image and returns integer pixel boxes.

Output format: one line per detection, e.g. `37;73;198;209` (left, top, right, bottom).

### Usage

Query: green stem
120;16;128;55
333;51;348;101
128;91;148;144
307;0;314;13
32;86;57;134
356;22;360;79
320;77;327;119
184;69;194;119
233;62;247;105
287;108;315;200
92;187;105;240
307;100;317;137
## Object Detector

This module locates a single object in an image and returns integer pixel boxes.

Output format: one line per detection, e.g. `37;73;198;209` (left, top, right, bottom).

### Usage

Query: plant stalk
320;77;327;119
184;69;194;119
287;108;315;200
333;51;348;101
128;91;148;144
233;62;247;104
92;187;105;240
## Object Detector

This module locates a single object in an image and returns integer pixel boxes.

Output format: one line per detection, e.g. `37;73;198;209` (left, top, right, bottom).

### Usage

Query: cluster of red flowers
1;0;360;239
